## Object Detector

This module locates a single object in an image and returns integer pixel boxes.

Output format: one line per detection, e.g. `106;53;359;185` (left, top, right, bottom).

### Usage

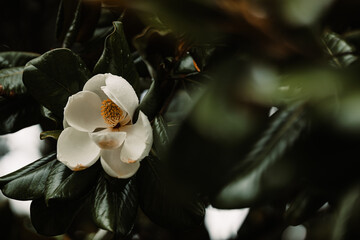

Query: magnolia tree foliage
1;0;360;239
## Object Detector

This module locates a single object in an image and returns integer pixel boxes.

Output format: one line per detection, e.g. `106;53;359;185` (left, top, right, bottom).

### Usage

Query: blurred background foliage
2;0;360;239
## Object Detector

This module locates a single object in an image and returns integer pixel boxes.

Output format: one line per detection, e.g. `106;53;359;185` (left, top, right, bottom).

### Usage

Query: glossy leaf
56;0;78;41
212;103;308;208
23;48;91;117
30;197;85;236
133;27;175;79
331;184;360;240
0;152;56;188
284;190;327;226
0;95;41;135
40;106;61;128
137;72;175;122
44;161;72;203
173;54;199;76
322;32;357;68
0;66;26;95
47;161;101;202
0;51;40;70
56;0;101;47
237;204;287;239
153;115;170;159
1;160;56;200
189;44;216;71
93;21;140;92
91;173;138;236
137;155;206;230
62;0;82;48
163;89;194;123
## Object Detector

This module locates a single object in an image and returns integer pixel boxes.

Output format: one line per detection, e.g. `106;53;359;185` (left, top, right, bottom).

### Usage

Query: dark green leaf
137;155;205;230
40;130;62;140
40;106;61;128
0;51;40;70
153;115;170;159
136;10;169;31
189;44;217;71
91;173;138;236
133;27;175;79
343;30;360;51
166;75;269;194
137;72;175;122
1;159;56;200
0;67;26;95
284;190;327;226
47;161;101;202
62;0;82;48
56;0;80;44
173;54;199;76
75;1;101;42
275;0;333;26
76;25;115;71
0;152;56;188
0;95;41;135
23;48;91;117
237;204;286;239
144;0;223;43
44;161;72;203
93;21;140;92
212;103;308;208
56;0;101;47
163;89;194;123
276;68;341;105
331;184;360;240
55;0;66;40
322;32;357;68
30;197;85;236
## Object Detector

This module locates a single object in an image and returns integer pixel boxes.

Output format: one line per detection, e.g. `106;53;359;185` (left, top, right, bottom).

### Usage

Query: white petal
83;74;108;101
101;148;140;178
120;111;153;163
101;73;139;118
64;91;107;132
57;127;101;171
90;130;127;149
120;140;147;163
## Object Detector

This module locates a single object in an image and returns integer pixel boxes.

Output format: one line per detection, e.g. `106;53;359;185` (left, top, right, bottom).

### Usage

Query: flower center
101;99;124;127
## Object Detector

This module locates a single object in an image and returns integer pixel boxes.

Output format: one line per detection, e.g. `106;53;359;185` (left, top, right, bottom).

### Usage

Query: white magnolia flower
57;73;153;178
